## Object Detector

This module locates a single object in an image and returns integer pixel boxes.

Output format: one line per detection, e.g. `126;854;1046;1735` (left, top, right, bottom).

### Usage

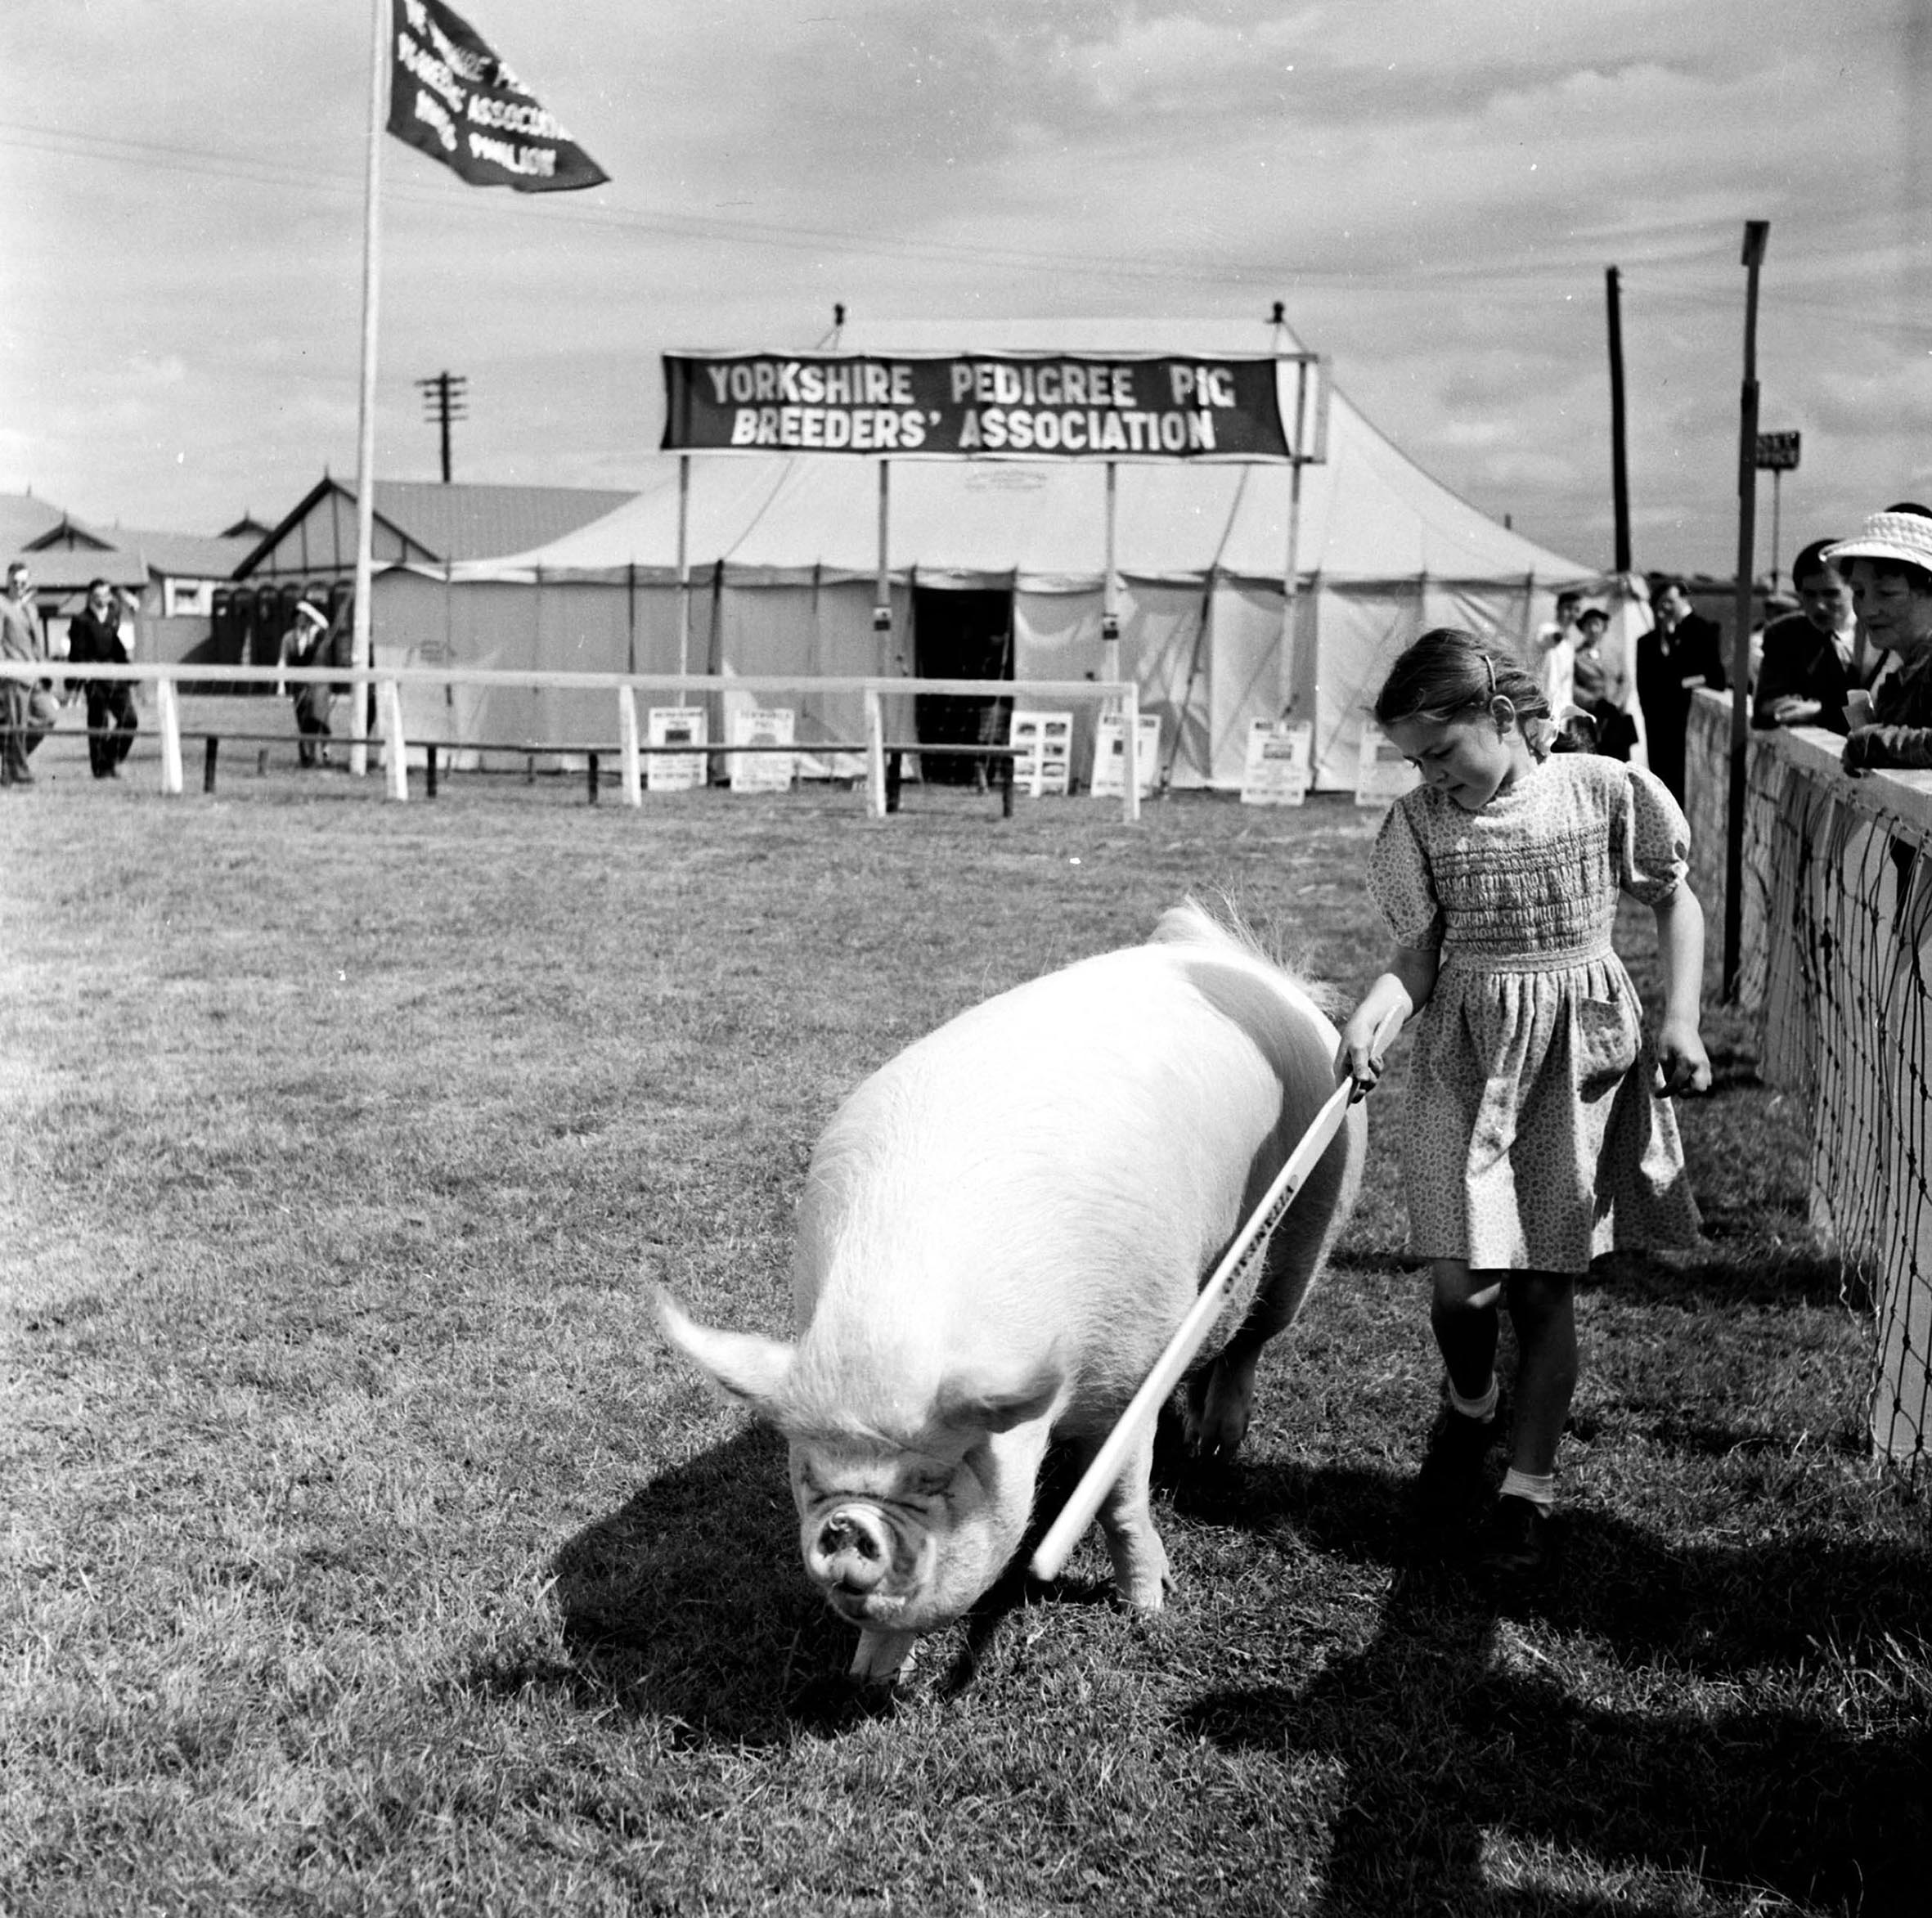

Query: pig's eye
909;1470;953;1499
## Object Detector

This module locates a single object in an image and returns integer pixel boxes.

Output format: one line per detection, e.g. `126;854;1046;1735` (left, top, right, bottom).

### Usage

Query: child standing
1339;628;1710;1577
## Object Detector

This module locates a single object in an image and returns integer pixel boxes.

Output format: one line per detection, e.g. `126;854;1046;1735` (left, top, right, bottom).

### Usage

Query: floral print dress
1369;751;1702;1273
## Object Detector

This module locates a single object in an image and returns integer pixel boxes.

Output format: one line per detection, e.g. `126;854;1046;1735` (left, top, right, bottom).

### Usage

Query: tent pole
676;454;690;680
1103;460;1121;702
1282;433;1305;716
875;460;892;650
348;0;387;779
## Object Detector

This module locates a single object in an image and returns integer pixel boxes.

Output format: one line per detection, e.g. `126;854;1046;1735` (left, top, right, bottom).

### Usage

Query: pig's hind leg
1184;1125;1357;1460
1093;1420;1170;1607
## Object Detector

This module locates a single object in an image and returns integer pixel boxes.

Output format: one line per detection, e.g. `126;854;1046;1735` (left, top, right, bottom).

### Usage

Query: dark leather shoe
1476;1494;1552;1578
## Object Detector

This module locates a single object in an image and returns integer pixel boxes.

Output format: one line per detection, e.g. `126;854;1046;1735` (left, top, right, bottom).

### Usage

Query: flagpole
350;0;389;779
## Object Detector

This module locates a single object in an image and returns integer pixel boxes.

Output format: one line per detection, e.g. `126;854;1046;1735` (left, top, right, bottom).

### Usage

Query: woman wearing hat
1824;509;1932;774
276;599;335;767
1569;606;1638;760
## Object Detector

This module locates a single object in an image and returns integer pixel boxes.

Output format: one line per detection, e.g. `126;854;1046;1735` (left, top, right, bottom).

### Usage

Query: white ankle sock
1449;1376;1498;1423
1499;1467;1555;1510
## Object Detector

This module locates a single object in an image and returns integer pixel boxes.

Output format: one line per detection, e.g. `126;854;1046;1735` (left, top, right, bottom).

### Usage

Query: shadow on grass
1170;1457;1932;1913
527;1425;865;1745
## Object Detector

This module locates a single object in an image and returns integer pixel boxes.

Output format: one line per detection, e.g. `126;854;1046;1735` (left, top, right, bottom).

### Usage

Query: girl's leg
1414;1260;1507;1534
1429;1258;1503;1403
1501;1270;1577;1476
1476;1269;1576;1578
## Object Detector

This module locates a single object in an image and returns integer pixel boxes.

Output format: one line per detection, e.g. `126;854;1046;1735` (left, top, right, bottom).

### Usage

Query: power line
4;115;1906;323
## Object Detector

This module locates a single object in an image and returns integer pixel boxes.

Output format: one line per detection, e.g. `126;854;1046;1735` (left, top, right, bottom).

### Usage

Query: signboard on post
1355;724;1420;808
646;707;707;792
1240;719;1314;806
663;353;1317;462
726;707;795;793
1010;711;1074;797
1090;712;1161;798
1755;430;1801;471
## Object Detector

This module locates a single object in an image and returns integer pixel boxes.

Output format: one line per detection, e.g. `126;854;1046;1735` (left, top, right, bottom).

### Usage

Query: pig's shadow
532;1425;868;1744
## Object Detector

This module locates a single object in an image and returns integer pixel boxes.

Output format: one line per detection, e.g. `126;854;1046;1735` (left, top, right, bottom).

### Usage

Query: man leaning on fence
1752;539;1866;735
1825;508;1932;775
65;577;139;779
2;559;53;788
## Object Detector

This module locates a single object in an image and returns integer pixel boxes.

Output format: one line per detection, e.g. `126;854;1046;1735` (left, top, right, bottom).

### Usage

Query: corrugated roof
0;493;68;553
115;528;257;579
371;481;636;561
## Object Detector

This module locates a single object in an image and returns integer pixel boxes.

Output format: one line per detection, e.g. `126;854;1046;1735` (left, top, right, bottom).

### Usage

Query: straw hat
293;600;328;631
1823;510;1932;579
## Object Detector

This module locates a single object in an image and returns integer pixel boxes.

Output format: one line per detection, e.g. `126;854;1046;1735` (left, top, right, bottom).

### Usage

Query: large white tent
371;319;1595;789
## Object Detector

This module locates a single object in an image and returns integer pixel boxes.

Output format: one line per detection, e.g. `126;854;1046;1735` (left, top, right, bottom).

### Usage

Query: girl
1339;628;1710;1577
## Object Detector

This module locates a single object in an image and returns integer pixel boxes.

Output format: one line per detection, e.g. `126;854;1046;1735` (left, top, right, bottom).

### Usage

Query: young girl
1339;628;1711;1577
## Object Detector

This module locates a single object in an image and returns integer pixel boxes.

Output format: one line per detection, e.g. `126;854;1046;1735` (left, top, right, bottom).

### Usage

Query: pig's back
790;935;1337;1414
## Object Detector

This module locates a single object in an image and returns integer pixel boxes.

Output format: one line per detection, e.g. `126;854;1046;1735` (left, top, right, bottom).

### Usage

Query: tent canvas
372;319;1594;788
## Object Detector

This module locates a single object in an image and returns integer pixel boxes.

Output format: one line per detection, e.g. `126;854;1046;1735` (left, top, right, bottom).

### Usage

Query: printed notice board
647;706;708;792
1090;712;1161;798
1239;719;1313;806
727;707;796;793
1009;710;1074;797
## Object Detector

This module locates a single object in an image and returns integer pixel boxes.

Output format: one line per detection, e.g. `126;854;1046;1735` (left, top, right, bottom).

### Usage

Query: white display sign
1355;722;1420;807
1090;712;1161;798
727;707;796;793
1239;719;1313;806
1009;710;1073;797
647;706;708;792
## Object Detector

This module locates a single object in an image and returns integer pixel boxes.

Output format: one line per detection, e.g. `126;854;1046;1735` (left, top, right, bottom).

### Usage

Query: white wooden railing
1;663;1144;822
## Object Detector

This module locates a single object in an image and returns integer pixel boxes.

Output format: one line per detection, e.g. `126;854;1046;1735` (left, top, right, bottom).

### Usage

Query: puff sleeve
1368;797;1443;949
1620;764;1691;905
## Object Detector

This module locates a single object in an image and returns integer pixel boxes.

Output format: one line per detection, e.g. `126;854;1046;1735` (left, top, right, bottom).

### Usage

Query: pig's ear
933;1356;1063;1435
654;1287;795;1412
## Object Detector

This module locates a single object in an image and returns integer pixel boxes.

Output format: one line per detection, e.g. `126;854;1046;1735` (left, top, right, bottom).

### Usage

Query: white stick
1028;1011;1398;1585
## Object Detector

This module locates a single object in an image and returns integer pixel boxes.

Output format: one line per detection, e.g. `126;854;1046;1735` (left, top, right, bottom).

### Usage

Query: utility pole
1605;267;1631;575
416;371;469;483
1724;221;1769;1003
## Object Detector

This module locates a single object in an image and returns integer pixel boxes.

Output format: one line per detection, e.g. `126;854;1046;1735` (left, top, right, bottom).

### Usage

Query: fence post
157;677;182;795
618;685;642;806
381;678;408;802
865;688;887;820
1121;681;1141;824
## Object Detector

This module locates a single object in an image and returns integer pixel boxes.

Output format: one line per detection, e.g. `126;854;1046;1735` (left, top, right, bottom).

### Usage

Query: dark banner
662;353;1299;460
389;0;609;194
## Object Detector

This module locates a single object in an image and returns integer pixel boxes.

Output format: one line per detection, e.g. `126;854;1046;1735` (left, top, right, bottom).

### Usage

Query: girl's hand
1337;1003;1399;1100
1656;1017;1711;1097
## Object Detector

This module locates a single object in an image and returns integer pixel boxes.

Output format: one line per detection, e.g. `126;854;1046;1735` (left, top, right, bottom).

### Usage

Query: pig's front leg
1094;1421;1170;1607
849;1628;919;1685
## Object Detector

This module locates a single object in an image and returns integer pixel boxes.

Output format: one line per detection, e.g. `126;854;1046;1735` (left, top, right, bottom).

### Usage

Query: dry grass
2;761;1927;1916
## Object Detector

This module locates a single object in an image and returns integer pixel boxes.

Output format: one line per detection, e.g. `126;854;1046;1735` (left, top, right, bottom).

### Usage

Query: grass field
3;760;1929;1916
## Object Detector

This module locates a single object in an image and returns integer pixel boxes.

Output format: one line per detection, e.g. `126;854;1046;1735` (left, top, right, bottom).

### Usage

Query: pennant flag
389;0;609;193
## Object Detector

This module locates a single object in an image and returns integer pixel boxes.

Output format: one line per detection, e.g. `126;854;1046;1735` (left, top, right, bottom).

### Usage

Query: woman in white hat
1823;506;1932;774
276;599;335;767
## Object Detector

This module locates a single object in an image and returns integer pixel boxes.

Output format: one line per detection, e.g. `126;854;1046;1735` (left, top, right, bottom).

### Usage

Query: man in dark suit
1751;540;1865;734
65;578;139;778
1637;578;1728;802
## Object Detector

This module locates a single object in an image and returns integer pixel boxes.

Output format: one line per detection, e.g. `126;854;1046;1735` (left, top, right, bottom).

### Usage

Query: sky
2;0;1928;576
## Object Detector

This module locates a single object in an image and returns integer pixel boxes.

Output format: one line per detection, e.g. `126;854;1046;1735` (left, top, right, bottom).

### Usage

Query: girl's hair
1374;626;1588;753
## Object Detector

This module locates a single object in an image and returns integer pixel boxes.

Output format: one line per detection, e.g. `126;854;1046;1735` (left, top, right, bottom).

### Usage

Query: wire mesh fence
1687;694;1931;1480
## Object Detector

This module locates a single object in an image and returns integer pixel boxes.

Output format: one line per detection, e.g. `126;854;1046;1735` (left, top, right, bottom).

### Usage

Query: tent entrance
913;586;1013;784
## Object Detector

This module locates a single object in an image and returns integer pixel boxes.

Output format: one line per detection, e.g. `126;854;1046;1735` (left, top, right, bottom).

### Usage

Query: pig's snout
807;1506;893;1595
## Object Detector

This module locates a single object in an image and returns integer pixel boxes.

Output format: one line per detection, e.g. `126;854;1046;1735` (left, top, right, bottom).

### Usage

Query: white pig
654;901;1364;1682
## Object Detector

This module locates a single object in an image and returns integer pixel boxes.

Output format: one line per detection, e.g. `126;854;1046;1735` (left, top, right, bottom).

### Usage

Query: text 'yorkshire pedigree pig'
655;904;1364;1682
